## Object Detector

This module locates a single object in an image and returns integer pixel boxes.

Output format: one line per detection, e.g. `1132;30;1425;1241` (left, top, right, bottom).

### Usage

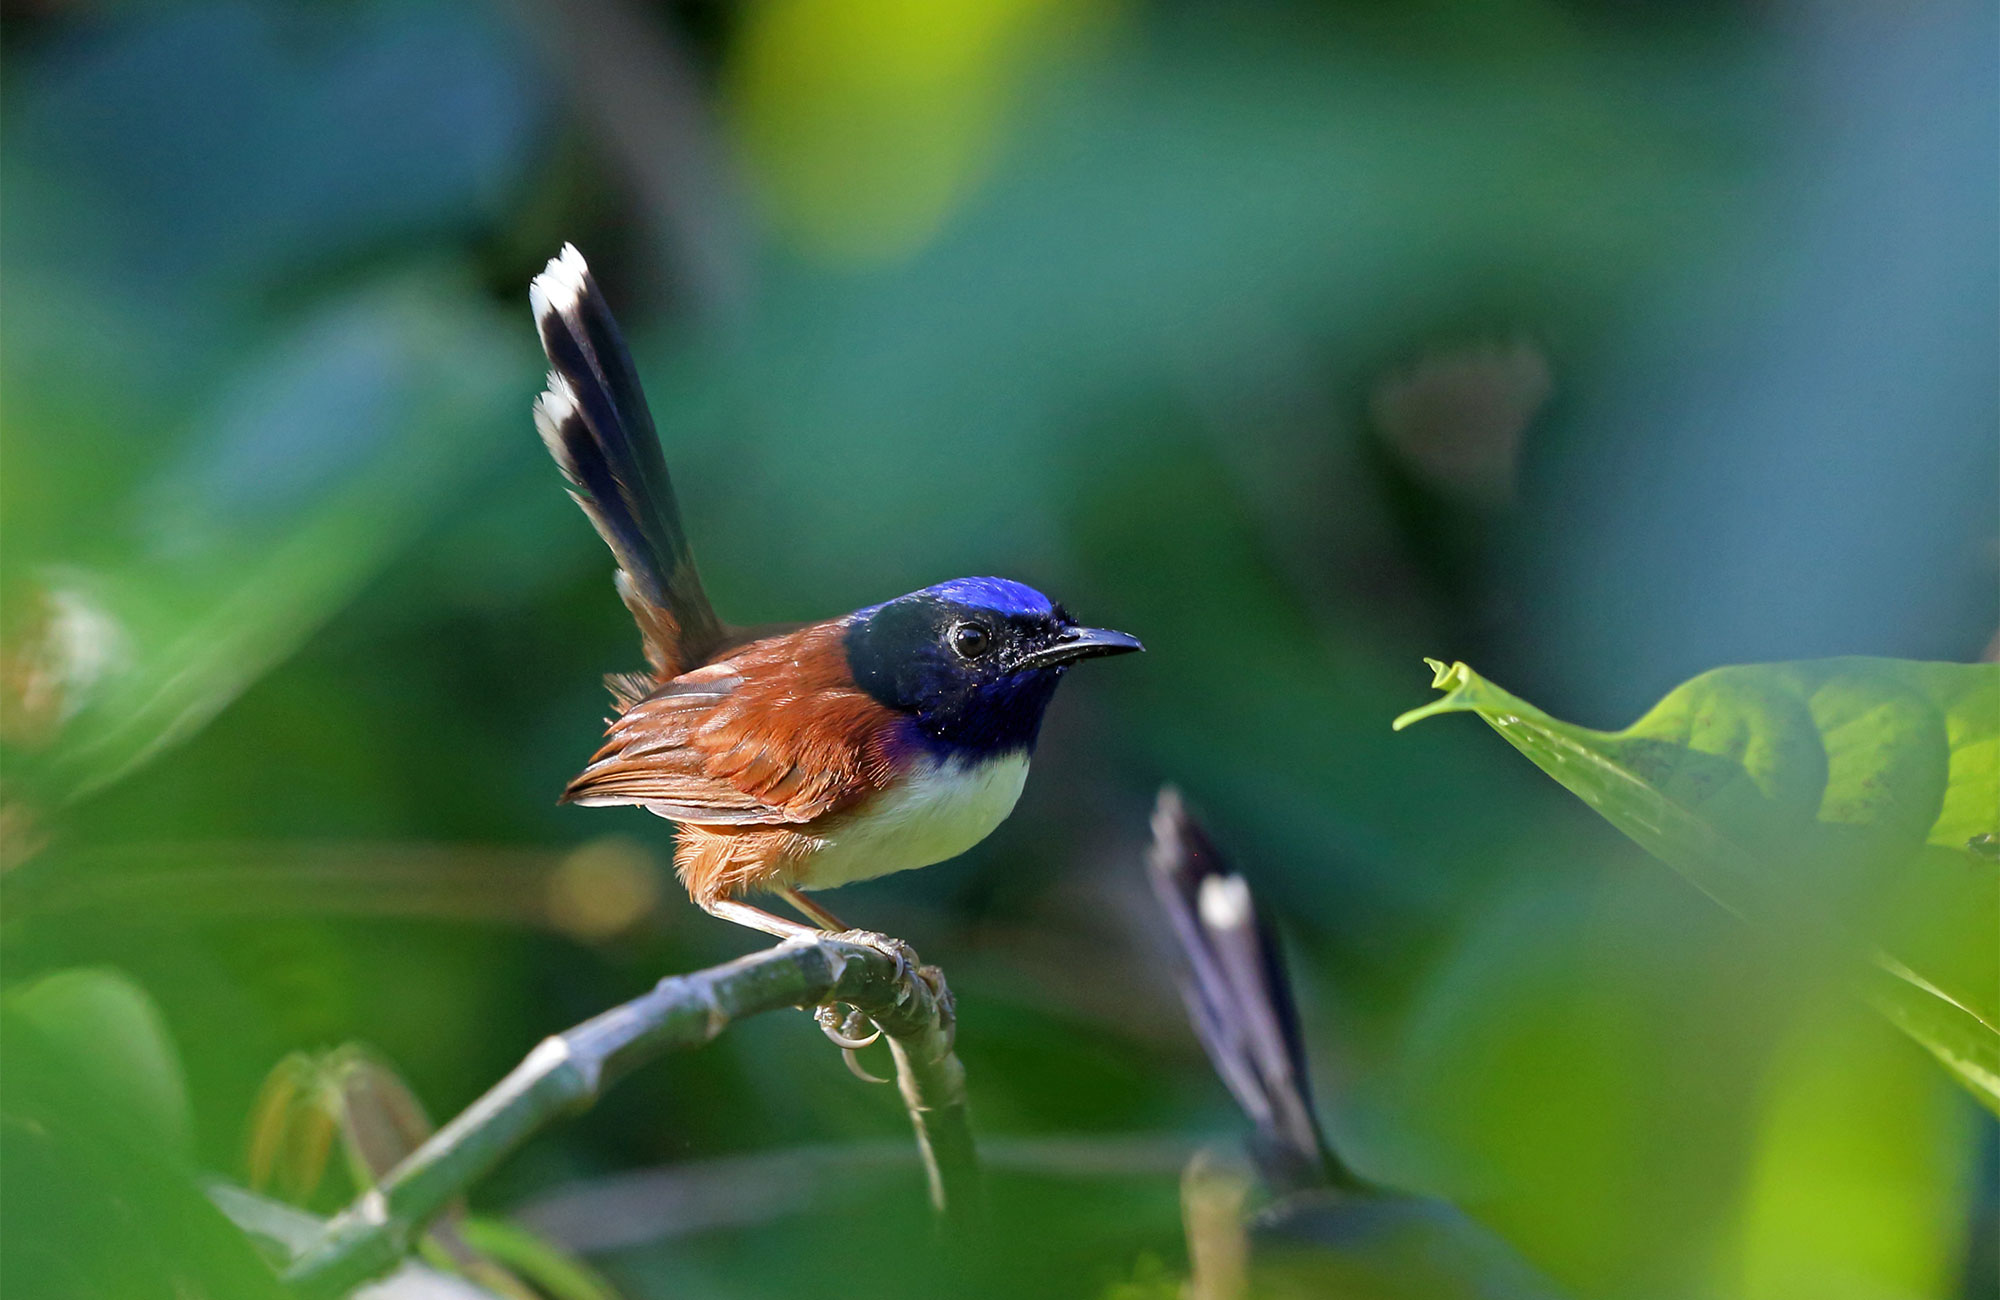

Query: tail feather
531;245;724;679
1147;787;1360;1194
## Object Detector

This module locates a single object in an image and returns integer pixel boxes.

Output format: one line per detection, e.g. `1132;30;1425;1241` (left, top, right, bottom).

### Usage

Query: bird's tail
1146;787;1362;1195
531;245;724;679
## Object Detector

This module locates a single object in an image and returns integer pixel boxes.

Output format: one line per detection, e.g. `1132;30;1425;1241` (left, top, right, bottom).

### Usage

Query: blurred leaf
455;1216;623;1300
209;1179;330;1258
1101;1253;1181;1300
1390;872;1805;1295
1394;656;2000;1112
1397;873;1975;1300
1859;957;2000;1121
247;1044;436;1201
2;979;287;1300
21;276;528;806
7;967;193;1157
211;1184;527;1300
727;0;1108;264
1252;1198;1577;1300
246;1052;324;1198
239;1043;596;1298
327;1044;438;1186
1730;1003;1973;1300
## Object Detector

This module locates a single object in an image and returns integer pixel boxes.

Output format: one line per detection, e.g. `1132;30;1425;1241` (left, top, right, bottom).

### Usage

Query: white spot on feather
1198;874;1253;931
529;242;591;325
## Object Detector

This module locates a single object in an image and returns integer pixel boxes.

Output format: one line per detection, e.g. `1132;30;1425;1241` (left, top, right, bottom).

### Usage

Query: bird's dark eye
949;621;992;659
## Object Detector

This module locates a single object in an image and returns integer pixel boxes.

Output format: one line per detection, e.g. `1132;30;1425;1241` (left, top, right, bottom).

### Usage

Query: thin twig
281;934;974;1299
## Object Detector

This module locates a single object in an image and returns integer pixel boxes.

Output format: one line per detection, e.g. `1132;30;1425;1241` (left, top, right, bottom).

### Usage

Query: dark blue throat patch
846;579;1073;762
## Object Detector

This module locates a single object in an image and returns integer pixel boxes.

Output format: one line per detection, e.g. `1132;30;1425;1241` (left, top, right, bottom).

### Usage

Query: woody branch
280;934;977;1299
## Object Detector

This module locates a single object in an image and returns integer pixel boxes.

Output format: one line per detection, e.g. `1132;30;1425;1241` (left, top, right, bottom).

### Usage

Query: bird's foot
813;1003;893;1084
814;1002;881;1051
815;930;958;1068
829;929;921;989
815;931;956;1063
912;963;957;1054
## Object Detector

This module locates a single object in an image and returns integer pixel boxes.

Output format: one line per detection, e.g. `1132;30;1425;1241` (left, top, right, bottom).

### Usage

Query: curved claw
815;1003;882;1051
841;1048;892;1085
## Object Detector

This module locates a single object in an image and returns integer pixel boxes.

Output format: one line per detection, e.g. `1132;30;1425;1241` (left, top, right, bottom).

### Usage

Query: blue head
845;578;1142;761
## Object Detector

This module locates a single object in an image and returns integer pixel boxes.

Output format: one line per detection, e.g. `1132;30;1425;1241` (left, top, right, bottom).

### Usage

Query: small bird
1146;789;1570;1300
530;245;1141;941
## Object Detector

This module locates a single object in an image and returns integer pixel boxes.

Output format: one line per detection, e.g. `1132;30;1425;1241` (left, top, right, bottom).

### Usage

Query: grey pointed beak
1018;626;1145;669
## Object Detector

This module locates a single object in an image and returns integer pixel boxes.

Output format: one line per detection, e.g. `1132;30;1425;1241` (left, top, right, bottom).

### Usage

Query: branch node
280;933;979;1298
698;979;730;1040
522;1035;574;1075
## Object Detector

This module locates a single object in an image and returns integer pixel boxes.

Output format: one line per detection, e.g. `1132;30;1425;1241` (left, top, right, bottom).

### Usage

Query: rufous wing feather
560;622;899;827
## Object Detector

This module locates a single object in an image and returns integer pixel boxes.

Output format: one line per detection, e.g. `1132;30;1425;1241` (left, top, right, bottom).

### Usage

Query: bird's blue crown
920;577;1055;619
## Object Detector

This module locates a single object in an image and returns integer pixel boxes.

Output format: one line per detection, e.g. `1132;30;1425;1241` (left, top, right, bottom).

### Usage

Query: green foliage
1730;1003;1973;1299
1;969;287;1300
1396;657;2000;1112
455;1217;623;1300
17;281;530;807
8;967;194;1157
241;1041;618;1298
1390;868;1978;1298
1100;1251;1183;1300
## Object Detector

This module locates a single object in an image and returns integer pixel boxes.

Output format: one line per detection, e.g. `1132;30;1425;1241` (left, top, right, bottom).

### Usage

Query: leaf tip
1392;658;1472;731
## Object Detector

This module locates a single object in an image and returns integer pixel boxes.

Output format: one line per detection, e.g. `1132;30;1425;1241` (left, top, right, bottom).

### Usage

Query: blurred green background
2;0;1994;1297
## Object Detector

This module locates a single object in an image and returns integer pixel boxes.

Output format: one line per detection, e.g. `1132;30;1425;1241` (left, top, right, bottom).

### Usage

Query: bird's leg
699;899;917;1056
695;895;888;1065
773;885;849;932
762;889;897;1073
699;897;820;942
765;889;917;986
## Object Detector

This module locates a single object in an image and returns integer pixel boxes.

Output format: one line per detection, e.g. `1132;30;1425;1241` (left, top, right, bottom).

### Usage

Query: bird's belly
796;753;1030;890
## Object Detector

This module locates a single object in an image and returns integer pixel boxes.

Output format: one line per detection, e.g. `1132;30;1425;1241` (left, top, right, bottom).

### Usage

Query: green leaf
454;1216;623;1300
1859;958;2000;1114
7;967;193;1157
1394;656;2000;1113
3;980;287;1299
1730;1000;1977;1299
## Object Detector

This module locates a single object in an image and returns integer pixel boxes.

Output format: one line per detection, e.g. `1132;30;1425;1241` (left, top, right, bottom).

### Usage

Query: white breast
799;753;1031;891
